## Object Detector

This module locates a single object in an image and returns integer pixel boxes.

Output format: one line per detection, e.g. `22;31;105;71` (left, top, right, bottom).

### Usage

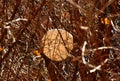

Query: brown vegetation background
0;0;120;81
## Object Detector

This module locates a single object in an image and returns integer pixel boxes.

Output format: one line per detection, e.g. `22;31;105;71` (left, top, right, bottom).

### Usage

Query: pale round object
42;29;73;61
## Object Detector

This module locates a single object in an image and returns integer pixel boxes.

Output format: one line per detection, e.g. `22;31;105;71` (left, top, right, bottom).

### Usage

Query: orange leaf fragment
0;47;3;51
33;50;40;56
104;17;110;25
48;79;51;81
100;18;104;24
100;17;110;25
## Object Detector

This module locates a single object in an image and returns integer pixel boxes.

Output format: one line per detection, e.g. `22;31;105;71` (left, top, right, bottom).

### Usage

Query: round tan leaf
42;29;73;61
